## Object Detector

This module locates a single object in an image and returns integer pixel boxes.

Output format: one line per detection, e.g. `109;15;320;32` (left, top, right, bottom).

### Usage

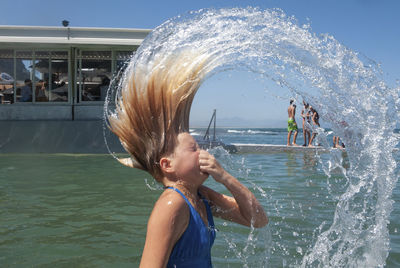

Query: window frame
1;46;137;106
9;48;72;105
75;48;135;104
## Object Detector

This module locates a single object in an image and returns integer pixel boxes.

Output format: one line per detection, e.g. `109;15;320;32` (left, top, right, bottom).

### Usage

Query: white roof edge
0;25;151;46
0;37;144;46
0;25;153;33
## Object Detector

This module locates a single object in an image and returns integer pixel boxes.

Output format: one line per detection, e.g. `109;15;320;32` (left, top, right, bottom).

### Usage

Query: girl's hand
199;150;227;183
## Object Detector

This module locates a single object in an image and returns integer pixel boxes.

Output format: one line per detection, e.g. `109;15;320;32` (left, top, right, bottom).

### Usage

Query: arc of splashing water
104;7;400;267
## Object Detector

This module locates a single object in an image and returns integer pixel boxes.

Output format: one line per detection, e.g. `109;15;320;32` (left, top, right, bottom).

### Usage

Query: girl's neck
165;181;202;207
164;180;198;194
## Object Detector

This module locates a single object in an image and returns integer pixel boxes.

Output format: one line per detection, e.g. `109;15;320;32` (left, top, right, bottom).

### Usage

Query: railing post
213;109;216;141
203;109;217;141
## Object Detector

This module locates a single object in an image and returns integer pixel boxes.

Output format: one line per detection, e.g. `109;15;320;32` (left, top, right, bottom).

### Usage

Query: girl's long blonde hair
108;50;210;180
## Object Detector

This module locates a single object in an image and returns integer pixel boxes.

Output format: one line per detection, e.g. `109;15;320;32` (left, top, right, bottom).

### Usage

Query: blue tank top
165;187;216;268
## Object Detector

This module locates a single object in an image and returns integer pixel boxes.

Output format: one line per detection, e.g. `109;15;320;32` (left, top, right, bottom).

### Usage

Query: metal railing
203;109;216;141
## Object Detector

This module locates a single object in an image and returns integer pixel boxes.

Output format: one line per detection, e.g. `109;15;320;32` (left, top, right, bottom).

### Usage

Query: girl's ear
159;157;174;174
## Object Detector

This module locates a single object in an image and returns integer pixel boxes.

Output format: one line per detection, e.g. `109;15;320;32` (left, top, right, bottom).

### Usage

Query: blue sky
2;0;399;127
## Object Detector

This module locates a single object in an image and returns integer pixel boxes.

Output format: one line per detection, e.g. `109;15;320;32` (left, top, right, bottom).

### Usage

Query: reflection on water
284;151;320;177
302;152;318;171
285;152;297;177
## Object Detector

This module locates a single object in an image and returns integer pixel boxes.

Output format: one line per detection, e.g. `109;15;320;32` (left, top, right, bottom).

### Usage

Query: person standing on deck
287;99;299;146
308;106;320;147
300;101;311;146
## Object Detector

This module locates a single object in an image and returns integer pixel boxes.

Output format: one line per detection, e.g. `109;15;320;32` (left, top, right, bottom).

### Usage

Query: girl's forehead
177;132;195;144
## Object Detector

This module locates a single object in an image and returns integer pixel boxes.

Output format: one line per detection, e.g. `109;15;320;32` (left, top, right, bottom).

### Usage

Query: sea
1;127;399;267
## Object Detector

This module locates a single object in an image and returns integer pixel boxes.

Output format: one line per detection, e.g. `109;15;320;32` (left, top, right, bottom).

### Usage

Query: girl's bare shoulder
144;189;190;259
150;189;190;222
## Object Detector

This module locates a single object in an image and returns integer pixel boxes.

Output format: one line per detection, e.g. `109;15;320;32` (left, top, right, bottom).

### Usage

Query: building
0;25;151;153
0;25;151;120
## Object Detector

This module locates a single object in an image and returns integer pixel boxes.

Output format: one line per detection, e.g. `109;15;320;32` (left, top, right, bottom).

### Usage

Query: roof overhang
0;25;152;46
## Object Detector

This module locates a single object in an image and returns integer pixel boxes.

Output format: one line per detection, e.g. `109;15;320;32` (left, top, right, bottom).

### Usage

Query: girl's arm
199;151;268;228
140;192;189;268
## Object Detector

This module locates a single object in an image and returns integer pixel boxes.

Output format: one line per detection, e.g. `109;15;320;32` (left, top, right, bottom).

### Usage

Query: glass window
105;51;134;103
16;51;34;103
34;51;69;102
49;51;69;102
78;51;111;102
34;51;50;102
1;49;70;104
0;49;14;104
116;51;133;73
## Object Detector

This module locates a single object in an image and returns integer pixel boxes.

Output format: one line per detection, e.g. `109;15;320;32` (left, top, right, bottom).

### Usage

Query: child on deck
107;50;268;267
300;101;311;146
308;106;320;147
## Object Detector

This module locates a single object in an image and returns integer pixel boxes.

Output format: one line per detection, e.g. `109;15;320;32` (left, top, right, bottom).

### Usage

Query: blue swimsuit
165;187;216;268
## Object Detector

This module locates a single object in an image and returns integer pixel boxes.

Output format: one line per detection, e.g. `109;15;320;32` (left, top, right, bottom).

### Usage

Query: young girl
107;50;268;267
308;106;320;147
300;101;311;146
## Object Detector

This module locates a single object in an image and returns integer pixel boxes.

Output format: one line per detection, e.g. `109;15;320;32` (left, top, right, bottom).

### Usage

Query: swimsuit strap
164;186;192;207
164;186;215;229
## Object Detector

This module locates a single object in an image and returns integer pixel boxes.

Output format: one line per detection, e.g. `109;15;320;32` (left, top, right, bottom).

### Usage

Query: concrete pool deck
228;143;331;153
0;121;348;154
197;140;335;154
